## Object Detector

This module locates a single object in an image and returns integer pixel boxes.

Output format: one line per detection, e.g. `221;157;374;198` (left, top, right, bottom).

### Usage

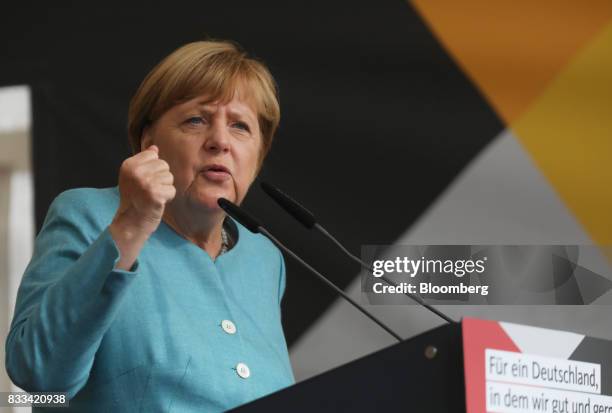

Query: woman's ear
140;125;153;152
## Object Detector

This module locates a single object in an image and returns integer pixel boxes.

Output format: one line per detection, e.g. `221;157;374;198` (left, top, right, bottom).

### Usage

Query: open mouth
204;164;230;173
201;164;231;181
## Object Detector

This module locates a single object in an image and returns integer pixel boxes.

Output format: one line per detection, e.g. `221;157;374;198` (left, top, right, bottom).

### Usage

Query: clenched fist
110;145;176;270
115;145;176;234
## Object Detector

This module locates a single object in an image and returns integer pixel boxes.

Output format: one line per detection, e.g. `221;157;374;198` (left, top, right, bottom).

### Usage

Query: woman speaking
5;40;294;411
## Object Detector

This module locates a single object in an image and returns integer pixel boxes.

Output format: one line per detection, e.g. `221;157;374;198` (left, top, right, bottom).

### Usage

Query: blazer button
236;362;251;379
221;319;237;334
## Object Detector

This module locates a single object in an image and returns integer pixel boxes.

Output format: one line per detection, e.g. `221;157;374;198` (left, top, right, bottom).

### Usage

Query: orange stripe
411;0;612;124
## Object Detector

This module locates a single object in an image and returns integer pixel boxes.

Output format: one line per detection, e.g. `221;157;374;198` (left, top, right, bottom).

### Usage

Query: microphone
217;198;402;342
260;182;316;229
218;198;260;233
260;182;455;324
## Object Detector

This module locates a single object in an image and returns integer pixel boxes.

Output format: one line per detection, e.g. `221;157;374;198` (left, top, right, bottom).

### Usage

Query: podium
232;321;464;412
231;318;612;413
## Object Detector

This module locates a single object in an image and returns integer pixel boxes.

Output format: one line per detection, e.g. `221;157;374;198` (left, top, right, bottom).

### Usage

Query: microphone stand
315;224;455;324
260;182;456;324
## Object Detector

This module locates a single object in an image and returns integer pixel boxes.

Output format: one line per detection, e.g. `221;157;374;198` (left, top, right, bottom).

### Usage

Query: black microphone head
217;198;261;233
260;182;316;229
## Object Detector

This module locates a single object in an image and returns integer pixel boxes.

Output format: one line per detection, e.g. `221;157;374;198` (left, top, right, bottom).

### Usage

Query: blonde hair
127;40;280;165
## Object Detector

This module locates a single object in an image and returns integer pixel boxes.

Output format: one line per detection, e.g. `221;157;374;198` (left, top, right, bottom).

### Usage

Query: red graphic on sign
463;318;520;413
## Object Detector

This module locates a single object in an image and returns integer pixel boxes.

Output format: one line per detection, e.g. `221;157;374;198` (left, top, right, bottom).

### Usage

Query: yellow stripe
513;21;612;245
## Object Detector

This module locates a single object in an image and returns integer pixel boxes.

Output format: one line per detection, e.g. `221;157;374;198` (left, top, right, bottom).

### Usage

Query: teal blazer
5;187;295;412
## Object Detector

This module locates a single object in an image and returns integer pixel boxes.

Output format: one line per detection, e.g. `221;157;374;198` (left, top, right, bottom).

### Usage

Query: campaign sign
462;318;612;413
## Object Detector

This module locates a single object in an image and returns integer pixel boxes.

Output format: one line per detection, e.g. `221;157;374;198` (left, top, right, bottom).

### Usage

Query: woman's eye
233;122;250;132
186;116;204;125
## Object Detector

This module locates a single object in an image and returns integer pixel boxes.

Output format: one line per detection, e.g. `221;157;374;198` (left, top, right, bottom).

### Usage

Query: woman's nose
204;122;230;153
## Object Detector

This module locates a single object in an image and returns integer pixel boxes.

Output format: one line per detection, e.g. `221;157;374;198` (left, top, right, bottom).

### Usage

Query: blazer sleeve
4;190;139;398
278;250;287;305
